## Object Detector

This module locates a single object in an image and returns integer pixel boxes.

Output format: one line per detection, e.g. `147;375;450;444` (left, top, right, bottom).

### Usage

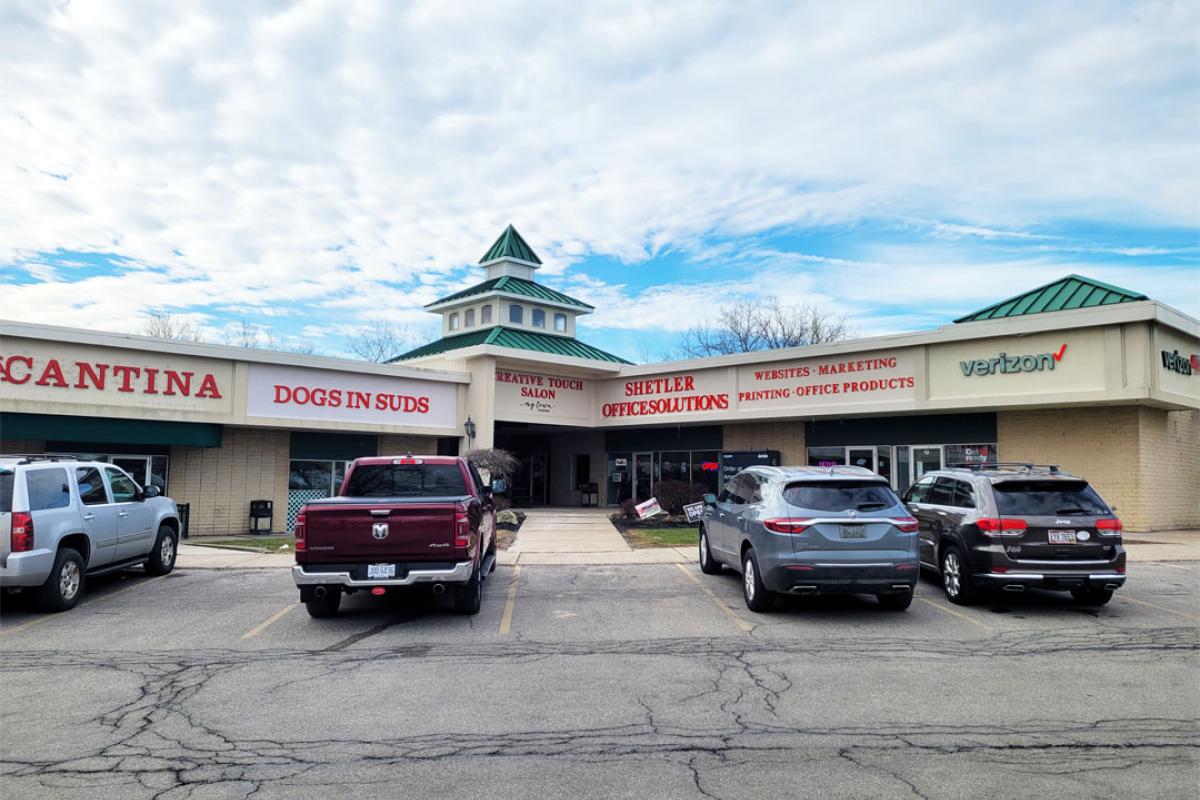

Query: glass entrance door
847;448;875;471
911;446;943;484
529;454;547;506
633;452;655;503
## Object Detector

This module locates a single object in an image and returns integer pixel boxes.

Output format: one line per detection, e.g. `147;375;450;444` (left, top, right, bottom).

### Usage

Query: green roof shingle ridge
426;275;593;309
388;326;631;364
954;274;1148;323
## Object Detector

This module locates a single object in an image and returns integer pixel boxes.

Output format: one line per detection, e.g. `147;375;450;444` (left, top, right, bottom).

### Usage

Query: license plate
1048;530;1077;544
367;563;396;579
840;525;866;539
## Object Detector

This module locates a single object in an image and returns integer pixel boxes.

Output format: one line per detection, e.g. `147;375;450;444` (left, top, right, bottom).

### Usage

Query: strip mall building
2;227;1197;534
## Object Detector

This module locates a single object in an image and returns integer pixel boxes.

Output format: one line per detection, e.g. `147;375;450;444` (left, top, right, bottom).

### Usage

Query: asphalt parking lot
1;561;1197;799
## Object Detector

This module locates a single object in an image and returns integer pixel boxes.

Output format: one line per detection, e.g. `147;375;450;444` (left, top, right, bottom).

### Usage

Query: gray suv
699;466;919;612
1;456;182;611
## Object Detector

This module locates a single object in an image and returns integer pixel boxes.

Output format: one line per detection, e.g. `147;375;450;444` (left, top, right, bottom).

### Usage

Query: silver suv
1;456;182;611
699;466;920;612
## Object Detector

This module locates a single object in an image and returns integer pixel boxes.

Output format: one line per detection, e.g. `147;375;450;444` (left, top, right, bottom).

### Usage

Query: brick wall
723;421;806;465
998;407;1200;532
378;435;439;455
170;427;291;536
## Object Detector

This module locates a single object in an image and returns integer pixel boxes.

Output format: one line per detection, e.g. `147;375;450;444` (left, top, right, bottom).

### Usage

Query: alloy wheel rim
60;561;80;600
744;558;755;600
943;553;960;596
161;535;175;566
700;534;708;566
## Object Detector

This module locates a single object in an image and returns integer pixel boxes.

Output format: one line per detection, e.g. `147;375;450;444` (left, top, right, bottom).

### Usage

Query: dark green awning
0;413;222;447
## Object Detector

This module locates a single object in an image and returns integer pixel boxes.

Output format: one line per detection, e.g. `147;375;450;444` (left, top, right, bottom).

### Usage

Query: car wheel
145;525;178;576
940;545;979;606
37;547;85;613
455;566;482;615
877;592;913;611
741;548;773;613
699;527;721;575
304;589;342;618
486;533;497;574
1070;587;1113;606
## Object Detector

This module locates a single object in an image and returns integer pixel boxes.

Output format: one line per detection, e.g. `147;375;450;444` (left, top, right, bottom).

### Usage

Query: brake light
977;517;1027;536
1116;565;1126;574
764;518;811;534
990;565;1009;574
1096;517;1123;534
894;517;919;533
293;512;306;552
455;506;470;548
11;512;33;552
394;458;423;465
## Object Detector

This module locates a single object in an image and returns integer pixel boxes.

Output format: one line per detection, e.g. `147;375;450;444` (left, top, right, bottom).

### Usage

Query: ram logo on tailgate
371;523;389;540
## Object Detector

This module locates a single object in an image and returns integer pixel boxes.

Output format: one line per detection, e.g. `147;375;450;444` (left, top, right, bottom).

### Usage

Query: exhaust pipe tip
431;583;446;595
314;585;328;598
1003;584;1025;592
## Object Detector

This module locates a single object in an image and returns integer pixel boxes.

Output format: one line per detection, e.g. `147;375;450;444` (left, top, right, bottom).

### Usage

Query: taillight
294;512;306;552
990;565;1009;574
11;512;33;552
977;517;1027;536
894;517;919;533
1116;565;1126;574
455;507;470;548
1096;517;1123;535
763;518;811;534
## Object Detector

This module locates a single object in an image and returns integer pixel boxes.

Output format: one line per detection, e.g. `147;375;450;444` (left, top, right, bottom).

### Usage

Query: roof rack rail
1;454;79;465
946;462;1061;473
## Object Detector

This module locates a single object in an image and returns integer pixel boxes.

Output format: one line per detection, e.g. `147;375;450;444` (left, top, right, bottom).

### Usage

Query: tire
304;589;341;618
144;525;178;576
37;547;85;612
878;592;913;611
486;532;498;574
940;545;979;606
455;565;482;615
1071;587;1113;606
741;548;774;613
699;527;721;575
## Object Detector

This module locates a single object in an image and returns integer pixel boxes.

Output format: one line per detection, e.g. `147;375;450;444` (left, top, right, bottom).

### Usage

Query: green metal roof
426;275;593;310
954;274;1148;323
390;326;632;364
480;224;542;265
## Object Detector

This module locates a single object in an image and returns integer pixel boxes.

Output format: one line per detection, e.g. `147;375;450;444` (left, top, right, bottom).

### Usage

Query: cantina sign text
0;353;223;398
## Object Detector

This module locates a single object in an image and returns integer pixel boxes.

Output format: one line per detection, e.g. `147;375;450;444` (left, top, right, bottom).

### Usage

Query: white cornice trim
425;290;593;314
479;256;541;270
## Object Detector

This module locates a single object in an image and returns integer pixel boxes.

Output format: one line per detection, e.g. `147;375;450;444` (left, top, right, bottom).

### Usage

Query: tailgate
304;501;459;561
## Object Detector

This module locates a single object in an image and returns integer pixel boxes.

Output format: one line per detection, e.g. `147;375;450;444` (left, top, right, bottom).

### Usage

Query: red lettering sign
0;354;223;399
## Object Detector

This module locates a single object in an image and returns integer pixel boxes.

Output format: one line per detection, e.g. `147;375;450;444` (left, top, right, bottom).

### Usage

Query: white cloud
0;0;1196;337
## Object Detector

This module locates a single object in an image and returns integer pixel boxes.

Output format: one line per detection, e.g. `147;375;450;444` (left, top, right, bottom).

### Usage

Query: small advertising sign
683;502;706;523
635;498;664;519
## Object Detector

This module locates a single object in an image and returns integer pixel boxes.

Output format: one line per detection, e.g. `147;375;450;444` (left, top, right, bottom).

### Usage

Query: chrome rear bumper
292;561;472;587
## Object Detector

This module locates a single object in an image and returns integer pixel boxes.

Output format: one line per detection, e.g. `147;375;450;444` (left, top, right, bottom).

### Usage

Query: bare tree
467;448;519;485
674;296;851;357
142;312;203;342
221;320;282;351
346;320;416;363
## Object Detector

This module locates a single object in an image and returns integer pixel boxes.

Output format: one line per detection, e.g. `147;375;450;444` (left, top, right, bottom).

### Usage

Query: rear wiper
1055;507;1089;515
856;502;888;511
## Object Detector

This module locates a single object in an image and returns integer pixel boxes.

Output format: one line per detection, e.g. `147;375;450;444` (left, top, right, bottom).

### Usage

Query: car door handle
118;511;129;518
82;513;95;521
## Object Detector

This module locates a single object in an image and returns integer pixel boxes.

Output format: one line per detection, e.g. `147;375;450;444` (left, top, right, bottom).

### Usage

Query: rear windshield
993;480;1110;516
783;481;899;513
0;470;12;513
343;464;468;497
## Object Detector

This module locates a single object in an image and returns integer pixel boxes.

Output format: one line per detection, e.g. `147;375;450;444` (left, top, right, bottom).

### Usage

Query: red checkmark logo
1052;343;1067;362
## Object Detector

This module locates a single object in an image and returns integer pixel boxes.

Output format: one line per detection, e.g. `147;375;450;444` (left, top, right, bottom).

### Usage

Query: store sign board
492;368;592;424
598;369;733;421
927;330;1106;400
1154;327;1200;401
735;352;917;411
0;338;234;415
246;363;456;428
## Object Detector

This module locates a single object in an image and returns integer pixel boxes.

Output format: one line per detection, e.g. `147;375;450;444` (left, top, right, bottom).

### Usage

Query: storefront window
660;451;689;482
691;451;721;494
807;447;846;467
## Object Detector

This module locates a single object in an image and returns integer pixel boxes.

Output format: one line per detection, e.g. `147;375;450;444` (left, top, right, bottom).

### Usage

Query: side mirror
491;479;507;494
703;493;717;506
141;485;160;500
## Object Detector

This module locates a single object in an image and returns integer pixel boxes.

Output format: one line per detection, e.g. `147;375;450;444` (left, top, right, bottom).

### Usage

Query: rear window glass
993;481;1110;516
783;481;899;513
26;468;70;511
0;471;12;513
343;464;469;497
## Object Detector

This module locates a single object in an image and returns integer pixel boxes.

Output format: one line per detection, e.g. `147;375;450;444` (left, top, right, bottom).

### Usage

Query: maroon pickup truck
291;455;497;618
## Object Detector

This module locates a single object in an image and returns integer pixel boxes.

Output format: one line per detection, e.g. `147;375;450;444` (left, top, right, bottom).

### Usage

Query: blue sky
2;1;1197;363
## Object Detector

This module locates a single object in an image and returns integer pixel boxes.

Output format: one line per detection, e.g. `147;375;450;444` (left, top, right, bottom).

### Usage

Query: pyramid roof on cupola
480;224;542;266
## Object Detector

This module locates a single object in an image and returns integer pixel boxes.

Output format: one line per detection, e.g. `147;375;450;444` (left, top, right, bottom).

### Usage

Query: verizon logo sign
960;344;1067;376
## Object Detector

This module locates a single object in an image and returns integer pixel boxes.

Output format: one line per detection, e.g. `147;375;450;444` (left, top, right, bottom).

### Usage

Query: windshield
0;470;12;513
343;464;468;498
783;481;900;513
993;480;1110;516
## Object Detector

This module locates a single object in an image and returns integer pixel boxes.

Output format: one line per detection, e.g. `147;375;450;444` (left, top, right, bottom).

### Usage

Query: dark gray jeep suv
904;464;1126;606
700;466;919;612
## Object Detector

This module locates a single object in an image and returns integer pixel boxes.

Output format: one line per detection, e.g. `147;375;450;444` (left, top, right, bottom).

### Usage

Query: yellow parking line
241;603;298;639
0;574;166;638
0;614;53;638
499;565;522;635
1118;595;1200;623
916;597;994;632
674;563;753;635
